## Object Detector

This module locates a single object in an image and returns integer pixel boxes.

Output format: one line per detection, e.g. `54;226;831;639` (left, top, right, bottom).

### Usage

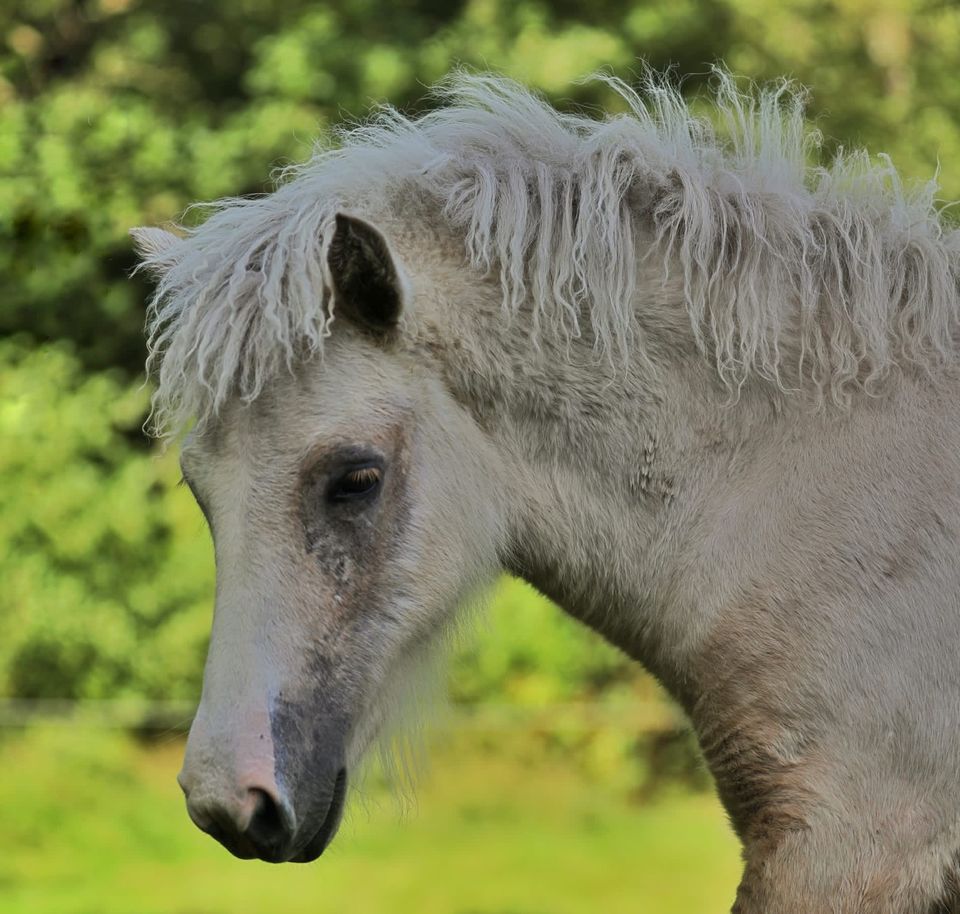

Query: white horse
133;71;960;913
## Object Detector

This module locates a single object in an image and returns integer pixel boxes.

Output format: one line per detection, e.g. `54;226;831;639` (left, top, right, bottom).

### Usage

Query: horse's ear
327;212;407;334
130;226;182;276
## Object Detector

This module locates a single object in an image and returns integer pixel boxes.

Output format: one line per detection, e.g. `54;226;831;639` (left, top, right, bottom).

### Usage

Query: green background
2;1;957;911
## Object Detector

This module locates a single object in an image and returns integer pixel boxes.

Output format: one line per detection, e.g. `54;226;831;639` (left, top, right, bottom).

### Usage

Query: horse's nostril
244;788;294;861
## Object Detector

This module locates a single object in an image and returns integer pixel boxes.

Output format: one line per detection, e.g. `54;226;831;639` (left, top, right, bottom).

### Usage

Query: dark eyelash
348;467;380;488
328;465;383;502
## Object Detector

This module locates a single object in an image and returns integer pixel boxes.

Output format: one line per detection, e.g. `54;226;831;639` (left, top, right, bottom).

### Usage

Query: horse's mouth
289;766;348;863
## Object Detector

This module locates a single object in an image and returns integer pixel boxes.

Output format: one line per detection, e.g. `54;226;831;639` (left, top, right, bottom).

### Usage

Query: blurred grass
0;725;740;914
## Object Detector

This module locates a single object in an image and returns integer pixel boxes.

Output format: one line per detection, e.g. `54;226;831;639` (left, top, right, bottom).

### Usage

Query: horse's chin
288;766;348;864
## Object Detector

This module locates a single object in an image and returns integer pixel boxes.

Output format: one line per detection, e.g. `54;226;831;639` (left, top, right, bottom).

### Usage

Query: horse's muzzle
180;764;348;863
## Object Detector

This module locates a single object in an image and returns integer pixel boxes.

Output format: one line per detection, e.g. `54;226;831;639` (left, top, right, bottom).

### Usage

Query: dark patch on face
262;427;415;859
299;444;387;579
297;433;412;618
270;679;351;861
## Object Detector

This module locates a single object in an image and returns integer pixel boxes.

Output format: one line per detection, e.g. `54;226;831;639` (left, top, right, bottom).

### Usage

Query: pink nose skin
177;767;298;863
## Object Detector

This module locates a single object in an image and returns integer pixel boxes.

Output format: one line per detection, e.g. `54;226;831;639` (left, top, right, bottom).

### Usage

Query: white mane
138;69;960;436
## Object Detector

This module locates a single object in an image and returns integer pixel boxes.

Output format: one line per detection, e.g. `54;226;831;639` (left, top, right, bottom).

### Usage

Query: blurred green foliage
2;0;959;702
0;337;212;699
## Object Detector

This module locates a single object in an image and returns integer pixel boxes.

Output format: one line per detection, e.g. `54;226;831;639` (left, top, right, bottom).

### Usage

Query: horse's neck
429;297;772;691
481;321;960;714
511;376;757;681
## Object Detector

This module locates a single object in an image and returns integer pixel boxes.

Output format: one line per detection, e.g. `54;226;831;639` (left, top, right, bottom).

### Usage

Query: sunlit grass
1;724;740;914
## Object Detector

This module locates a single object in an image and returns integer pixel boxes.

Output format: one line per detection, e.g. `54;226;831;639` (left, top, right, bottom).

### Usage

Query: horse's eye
327;465;382;503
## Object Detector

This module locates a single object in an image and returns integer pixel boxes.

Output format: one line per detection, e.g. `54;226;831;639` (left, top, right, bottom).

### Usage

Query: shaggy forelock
139;68;960;437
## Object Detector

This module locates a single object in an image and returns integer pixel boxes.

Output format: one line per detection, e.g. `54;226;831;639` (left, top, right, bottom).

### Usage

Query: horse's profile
133;71;960;913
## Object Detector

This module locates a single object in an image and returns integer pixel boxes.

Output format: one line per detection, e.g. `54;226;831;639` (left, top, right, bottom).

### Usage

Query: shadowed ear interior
327;212;406;333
